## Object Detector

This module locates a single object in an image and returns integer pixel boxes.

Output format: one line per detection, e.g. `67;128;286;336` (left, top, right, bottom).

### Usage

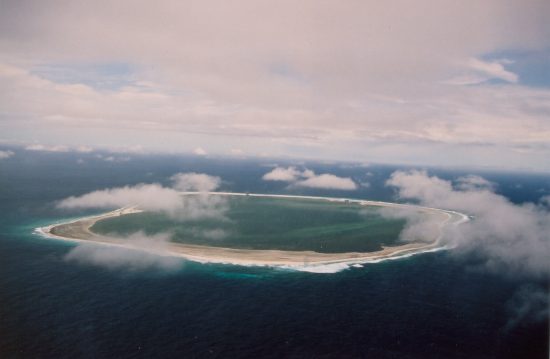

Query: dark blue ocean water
0;150;548;358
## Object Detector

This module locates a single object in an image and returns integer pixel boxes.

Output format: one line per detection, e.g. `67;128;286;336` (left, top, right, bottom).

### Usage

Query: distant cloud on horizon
1;1;550;170
263;166;357;190
0;150;14;159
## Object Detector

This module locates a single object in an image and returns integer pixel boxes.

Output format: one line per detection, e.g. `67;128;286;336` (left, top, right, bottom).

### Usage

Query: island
37;192;469;270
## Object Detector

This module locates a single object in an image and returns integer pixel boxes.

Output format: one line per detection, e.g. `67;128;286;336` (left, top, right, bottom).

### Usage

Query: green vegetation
91;195;410;253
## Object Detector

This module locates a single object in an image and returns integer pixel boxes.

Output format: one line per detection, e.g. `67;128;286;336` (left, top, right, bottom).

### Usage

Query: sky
1;0;550;171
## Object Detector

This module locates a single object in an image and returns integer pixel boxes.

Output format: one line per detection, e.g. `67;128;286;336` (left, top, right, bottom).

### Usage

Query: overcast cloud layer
1;1;550;170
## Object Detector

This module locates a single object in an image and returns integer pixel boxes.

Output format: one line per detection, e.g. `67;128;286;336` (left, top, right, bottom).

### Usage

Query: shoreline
36;192;469;270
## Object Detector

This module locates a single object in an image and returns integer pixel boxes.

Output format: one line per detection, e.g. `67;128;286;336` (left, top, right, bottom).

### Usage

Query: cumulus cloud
58;183;183;213
103;155;130;162
467;58;519;83
379;207;443;244
25;144;70;152
0;150;14;159
386;170;550;278
193;147;207;156
262;166;357;190
385;170;550;327
294;173;357;190
65;231;182;271
57;172;227;220
75;145;94;153
176;194;229;221
230;148;244;156
455;174;495;191
171;172;221;192
262;166;305;182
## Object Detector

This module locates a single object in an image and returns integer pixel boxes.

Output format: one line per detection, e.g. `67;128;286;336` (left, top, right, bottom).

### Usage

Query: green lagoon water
91;195;409;253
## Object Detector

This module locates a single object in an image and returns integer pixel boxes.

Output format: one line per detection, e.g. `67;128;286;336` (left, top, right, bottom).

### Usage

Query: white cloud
193;147;207;156
0;150;14;159
262;166;303;182
295;173;358;190
57;173;227;220
103;155;130;162
65;231;182;271
379;207;443;244
171;172;221;192
75;145;94;153
25;144;69;152
58;183;184;213
230;148;244;156
467;58;519;83
359;181;371;188
262;166;357;190
1;2;549;169
386;170;550;277
455;174;495;191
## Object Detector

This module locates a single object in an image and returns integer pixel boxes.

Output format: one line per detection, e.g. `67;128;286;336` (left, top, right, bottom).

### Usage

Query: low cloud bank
0;150;14;159
57;172;226;220
262;166;357;190
171;172;221;192
58;183;183;213
25;144;70;152
386;170;550;328
379;207;443;244
386;170;550;278
65;232;182;271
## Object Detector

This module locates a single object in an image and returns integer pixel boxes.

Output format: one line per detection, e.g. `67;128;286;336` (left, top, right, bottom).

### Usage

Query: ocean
0;150;548;358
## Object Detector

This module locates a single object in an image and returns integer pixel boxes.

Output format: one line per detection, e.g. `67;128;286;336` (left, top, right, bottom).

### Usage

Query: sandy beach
38;193;469;268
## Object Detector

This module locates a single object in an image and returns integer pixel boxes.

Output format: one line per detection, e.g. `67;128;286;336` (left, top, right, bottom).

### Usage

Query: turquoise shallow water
90;195;409;253
0;150;548;358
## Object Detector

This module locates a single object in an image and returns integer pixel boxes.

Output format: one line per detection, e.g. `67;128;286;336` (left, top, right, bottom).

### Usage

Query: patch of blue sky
482;48;550;88
30;62;136;91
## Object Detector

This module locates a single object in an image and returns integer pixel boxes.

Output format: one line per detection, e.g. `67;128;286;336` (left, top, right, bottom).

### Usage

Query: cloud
25;144;70;152
175;194;229;221
229;148;244;156
0;150;14;159
64;231;182;271
467;58;519;83
386;170;550;278
379;207;443;244
171;172;221;192
455;174;495;191
294;173;357;190
57;173;228;220
1;2;550;170
193;147;207;156
103;155;130;162
262;166;305;182
262;166;357;190
76;145;94;153
58;183;183;213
